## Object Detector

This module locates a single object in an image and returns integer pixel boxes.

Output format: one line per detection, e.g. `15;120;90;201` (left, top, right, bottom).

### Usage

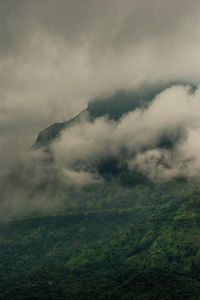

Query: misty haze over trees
0;0;200;299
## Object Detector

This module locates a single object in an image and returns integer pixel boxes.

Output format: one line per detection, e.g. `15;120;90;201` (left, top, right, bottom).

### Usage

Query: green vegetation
1;82;199;299
0;179;200;299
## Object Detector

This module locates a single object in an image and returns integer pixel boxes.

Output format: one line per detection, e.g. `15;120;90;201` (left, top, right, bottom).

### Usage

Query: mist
0;0;200;167
52;84;200;182
0;0;200;219
1;84;200;220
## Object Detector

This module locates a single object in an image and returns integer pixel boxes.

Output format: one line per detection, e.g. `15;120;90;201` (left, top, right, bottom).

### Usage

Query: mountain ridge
0;80;199;299
33;81;196;149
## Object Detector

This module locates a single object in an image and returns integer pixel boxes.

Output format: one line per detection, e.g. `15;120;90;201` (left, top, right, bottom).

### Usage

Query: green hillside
0;179;200;299
1;82;199;299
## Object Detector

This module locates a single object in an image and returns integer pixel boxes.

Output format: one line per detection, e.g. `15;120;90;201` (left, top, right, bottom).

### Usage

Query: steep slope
32;109;89;149
0;81;199;299
0;181;199;299
33;81;195;149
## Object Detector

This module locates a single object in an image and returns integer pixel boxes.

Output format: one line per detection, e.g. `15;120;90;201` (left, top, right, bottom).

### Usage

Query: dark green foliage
0;180;200;299
1;81;199;298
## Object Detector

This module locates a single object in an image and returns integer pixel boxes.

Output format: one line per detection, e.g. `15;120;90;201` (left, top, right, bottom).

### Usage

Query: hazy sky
0;0;200;169
1;84;200;220
0;0;200;219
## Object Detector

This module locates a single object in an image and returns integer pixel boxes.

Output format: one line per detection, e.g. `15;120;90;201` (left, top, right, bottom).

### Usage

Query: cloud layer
52;85;200;182
0;84;200;220
0;1;200;219
0;0;200;168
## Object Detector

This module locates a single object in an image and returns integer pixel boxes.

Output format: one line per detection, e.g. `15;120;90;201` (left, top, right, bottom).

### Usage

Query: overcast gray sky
0;0;200;170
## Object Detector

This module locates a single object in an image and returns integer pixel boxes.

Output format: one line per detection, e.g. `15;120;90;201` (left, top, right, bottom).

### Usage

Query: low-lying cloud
0;84;200;220
52;84;200;182
0;0;200;219
0;0;200;172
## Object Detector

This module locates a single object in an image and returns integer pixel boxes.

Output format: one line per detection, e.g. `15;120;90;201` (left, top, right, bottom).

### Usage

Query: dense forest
0;178;200;299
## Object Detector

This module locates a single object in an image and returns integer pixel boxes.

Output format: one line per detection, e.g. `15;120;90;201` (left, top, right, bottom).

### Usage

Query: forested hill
0;179;200;299
1;81;200;299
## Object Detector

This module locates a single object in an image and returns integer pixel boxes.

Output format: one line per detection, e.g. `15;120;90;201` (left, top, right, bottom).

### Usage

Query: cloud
62;169;102;187
0;1;200;218
0;148;67;221
0;84;200;220
52;85;200;181
0;0;200;165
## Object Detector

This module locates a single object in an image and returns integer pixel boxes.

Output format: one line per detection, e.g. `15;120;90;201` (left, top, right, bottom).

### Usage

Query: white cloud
52;85;200;181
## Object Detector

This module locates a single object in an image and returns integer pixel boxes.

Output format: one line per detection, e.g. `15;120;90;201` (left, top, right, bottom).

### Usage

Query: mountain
33;81;195;149
0;81;199;300
0;179;200;299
